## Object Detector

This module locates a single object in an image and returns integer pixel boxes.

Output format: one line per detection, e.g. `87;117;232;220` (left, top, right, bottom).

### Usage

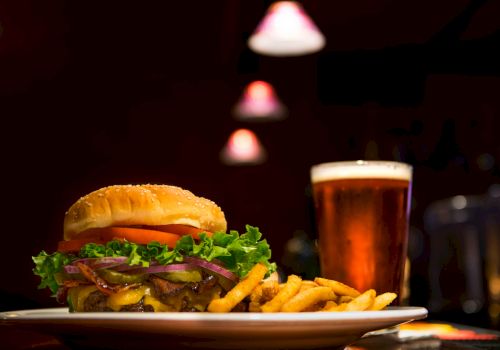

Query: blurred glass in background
282;230;320;281
424;185;500;329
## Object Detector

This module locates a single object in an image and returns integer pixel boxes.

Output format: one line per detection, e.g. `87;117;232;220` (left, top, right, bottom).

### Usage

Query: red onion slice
64;265;81;274
110;263;138;272
64;257;129;274
92;262;127;270
182;256;238;282
63;256;238;282
110;260;160;272
72;257;128;267
64;262;126;274
127;263;198;275
64;262;194;275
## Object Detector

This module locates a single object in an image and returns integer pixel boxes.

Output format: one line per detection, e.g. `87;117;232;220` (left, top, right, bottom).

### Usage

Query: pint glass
311;161;412;303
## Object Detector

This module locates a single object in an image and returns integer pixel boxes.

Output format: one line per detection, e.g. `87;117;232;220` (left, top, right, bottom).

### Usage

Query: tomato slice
150;224;213;240
57;227;182;252
57;238;106;253
93;227;181;247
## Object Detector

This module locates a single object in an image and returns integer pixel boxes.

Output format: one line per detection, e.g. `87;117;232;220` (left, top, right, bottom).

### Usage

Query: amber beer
311;161;412;304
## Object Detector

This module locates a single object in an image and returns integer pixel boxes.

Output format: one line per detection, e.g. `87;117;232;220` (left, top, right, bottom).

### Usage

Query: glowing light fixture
233;80;286;121
248;1;325;57
220;129;267;166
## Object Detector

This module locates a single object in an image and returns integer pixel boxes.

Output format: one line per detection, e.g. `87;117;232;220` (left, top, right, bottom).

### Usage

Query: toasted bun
64;184;227;240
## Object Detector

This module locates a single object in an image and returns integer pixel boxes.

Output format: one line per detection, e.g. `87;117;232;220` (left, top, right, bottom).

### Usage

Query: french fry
261;280;280;302
299;280;319;293
338;295;354;303
336;303;349;311
249;279;280;312
368;292;397;311
322;300;337;310
314;277;360;298
249;301;262;312
208;263;268;313
281;286;335;312
303;302;326;312
250;284;263;303
323;302;348;312
344;289;376;311
261;275;302;313
209;264;398;313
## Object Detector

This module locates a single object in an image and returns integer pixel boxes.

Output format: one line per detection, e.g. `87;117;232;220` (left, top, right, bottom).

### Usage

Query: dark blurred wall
0;0;499;326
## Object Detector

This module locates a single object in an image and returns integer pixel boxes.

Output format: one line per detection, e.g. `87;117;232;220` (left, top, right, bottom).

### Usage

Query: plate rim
0;306;428;349
1;306;428;322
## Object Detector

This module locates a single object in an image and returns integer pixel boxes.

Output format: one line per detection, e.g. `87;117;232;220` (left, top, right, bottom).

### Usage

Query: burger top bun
63;184;227;240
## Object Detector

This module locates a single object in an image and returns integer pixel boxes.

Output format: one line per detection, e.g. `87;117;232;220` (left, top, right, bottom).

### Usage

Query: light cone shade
220;129;267;165
233;80;286;121
248;1;325;57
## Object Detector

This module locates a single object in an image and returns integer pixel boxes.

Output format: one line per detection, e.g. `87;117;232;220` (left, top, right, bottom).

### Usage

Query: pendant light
233;80;286;122
248;1;325;57
220;129;267;165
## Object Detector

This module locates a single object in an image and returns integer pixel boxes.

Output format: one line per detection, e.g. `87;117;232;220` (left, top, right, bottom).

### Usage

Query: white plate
0;307;427;349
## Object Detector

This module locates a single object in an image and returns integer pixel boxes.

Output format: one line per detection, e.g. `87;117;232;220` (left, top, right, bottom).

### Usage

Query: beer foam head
311;160;412;183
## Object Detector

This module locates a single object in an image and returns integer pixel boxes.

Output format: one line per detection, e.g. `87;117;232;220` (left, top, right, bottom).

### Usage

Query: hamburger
33;184;276;312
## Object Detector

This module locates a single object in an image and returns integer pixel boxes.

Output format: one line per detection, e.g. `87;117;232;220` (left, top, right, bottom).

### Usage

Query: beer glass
311;161;412;304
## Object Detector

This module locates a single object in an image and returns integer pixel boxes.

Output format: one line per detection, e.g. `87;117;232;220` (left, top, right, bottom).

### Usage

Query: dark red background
0;0;499;326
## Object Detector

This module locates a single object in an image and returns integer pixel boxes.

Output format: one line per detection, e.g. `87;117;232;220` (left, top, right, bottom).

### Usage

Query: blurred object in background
486;185;500;329
402;257;411;306
424;185;500;329
233;80;287;122
281;230;319;280
248;1;325;57
220;128;267;166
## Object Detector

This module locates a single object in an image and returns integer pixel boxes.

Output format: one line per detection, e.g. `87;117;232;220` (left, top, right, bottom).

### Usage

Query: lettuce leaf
175;225;276;278
78;240;181;267
32;225;276;294
32;251;75;295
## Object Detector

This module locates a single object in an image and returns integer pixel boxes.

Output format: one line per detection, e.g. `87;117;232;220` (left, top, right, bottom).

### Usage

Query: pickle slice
97;269;147;284
155;269;203;283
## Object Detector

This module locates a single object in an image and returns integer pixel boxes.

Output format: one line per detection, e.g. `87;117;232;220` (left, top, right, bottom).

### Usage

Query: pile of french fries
208;263;397;313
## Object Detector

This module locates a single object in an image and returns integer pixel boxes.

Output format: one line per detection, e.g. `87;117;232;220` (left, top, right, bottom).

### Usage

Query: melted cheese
68;285;217;312
143;295;174;312
106;286;150;311
68;285;98;312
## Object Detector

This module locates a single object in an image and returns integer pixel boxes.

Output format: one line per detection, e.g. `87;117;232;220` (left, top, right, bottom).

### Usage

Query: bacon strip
56;280;91;304
75;262;140;295
64;280;88;288
76;262;117;295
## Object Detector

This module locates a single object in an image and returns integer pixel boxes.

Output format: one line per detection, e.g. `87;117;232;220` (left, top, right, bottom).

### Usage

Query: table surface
1;322;499;350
